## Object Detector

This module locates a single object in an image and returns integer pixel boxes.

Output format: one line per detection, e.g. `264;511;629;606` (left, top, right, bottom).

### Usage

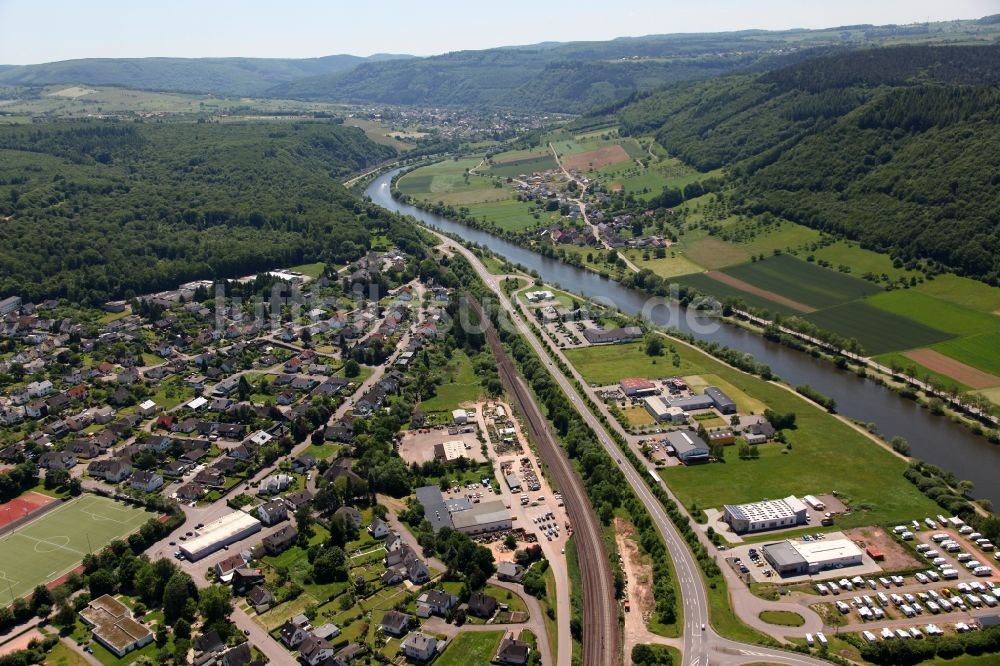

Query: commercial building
665;386;736;414
179;510;261;561
583;326;642;345
763;538;865;576
451;500;512;535
663;430;709;464
723;496;808;534
80;595;153;658
644;397;686;423
704;387;737;414
433;440;468;462
620;378;657;397
452;409;468;424
0;296;21;316
505;472;522;492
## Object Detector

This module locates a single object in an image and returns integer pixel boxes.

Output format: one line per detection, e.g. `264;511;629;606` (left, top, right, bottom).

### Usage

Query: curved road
471;297;618;666
433;229;833;666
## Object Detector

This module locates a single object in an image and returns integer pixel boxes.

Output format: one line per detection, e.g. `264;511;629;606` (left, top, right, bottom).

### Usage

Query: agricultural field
721;255;881;311
466;198;548;232
487;155;558;178
397;159;495;203
623;249;705;279
598;154;717;200
564;341;704;385
873;351;972;394
914;273;1000;314
931;331;1000;378
802;301;953;355
865;290;1000;337
672;272;802;316
811;240;923;283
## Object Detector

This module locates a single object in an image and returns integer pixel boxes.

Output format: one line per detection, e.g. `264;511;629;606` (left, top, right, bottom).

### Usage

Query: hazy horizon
1;0;997;66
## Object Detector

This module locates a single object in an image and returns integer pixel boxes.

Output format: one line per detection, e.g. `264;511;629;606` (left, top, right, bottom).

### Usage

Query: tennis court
0;495;151;601
0;491;57;529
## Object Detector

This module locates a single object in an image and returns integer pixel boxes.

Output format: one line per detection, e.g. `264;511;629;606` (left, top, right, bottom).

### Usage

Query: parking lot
397;427;485;465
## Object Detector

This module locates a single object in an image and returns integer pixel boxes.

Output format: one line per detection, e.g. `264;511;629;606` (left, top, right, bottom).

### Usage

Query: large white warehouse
179;510;261;561
763;538;864;576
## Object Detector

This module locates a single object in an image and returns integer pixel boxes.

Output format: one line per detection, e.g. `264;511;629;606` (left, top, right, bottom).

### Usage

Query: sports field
0;491;56;529
0;495;151;601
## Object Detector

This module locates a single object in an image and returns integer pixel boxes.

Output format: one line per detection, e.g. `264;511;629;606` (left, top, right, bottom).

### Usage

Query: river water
367;170;1000;505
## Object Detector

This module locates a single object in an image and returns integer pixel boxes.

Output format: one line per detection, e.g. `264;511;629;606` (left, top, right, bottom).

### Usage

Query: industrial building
644;397;687;423
763;539;865;576
433;440;468;462
663;431;709;464
179;510;262;561
664;386;736;414
619;378;657;397
723;495;808;534
415;485;511;535
704;387;737;414
451;500;512;535
452;409;468;424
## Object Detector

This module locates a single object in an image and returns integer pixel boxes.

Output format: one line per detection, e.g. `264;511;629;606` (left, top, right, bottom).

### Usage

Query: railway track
469;296;619;666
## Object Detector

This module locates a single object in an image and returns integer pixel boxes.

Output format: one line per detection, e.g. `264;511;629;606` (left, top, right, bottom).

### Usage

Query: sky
1;0;998;65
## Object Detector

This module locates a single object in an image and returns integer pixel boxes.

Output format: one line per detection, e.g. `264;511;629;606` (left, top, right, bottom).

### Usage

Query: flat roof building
704;386;737;414
763;538;864;576
416;485;454;532
724;496;808;534
644;397;686;423
663;430;710;464
451;500;512;535
665;394;715;412
179;510;261;561
452;409;468;424
433;440;468;462
80;595;153;658
505;472;522;492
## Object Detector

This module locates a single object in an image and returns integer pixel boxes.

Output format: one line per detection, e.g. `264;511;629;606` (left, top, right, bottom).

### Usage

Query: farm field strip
672;272;801;316
931;330;1000;378
866;289;1000;337
902;348;1000;390
721;254;881;310
802;301;953;356
704;270;815;313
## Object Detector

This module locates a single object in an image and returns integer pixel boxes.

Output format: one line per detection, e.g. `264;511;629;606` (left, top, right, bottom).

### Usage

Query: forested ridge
617;44;1000;284
0;120;415;304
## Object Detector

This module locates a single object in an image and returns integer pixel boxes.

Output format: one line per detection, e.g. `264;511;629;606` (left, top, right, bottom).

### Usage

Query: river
367;170;1000;505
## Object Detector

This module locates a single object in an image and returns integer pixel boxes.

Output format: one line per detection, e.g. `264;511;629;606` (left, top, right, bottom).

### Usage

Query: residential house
334;506;363;530
496;561;523;582
401;632;437;662
67;440;100;459
38;451;76;470
258;473;292;495
282;489;313;510
257;498;288;526
262;525;297;555
214;553;248;582
495;637;531;665
378;610;410;637
367;517;389;539
176;483;205;501
194;468;225;488
87;459;132;483
247;586;274;613
291;454;316;473
193;630;226;666
130;470;164;493
231;568;265;594
298;635;334;666
279;619;308;649
416;590;457;618
468;592;498;619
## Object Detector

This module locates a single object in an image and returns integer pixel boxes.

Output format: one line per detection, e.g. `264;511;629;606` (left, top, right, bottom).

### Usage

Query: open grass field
396;159;486;198
683;224;823;271
811;240;923;282
759;610;806;627
865;290;1000;337
0;496;151;600
466;198;547;232
490;148;552;164
721;255;881;310
488;155;558;178
624;250;706;278
419;349;484;417
565;342;704;386
597;155;713;200
45;641;90;666
803;301;953;355
915;274;1000;314
931;331;1000;377
435;631;504;666
671;273;801;316
683;373;768;415
286;262;326;279
566;337;939;527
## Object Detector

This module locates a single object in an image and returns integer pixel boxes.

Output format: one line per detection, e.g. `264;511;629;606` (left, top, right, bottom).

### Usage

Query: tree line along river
367;169;1000;506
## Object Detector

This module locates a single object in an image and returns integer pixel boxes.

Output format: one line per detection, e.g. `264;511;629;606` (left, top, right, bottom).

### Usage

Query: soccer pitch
0;495;152;602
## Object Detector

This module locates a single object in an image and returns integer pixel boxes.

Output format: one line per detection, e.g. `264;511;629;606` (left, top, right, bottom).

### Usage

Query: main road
429;229;832;666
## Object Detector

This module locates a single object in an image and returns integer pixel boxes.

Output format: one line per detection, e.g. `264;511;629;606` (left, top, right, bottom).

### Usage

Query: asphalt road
433;230;833;666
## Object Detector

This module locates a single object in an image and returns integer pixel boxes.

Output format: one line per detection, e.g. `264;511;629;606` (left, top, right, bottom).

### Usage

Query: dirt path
616;518;682;663
704;271;816;313
903;348;1000;389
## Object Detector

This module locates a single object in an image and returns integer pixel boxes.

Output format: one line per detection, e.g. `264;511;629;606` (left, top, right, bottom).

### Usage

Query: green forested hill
0;54;411;96
0;121;408;304
617;44;1000;284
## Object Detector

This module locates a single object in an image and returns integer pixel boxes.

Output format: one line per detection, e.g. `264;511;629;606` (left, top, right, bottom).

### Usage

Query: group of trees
0;120;408;304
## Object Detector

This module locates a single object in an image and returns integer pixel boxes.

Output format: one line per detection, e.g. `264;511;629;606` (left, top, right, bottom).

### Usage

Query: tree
162;572;194;623
88;569;115;598
174;618;191;640
198;585;232;626
645;336;663;357
343;359;360;378
54;603;77;629
312;547;348;583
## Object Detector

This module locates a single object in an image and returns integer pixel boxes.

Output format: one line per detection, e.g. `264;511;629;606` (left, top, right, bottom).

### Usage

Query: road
471;296;618;666
431;230;833;666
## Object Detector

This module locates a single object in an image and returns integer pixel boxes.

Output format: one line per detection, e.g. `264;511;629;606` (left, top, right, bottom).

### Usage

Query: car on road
243;629;250;636
185;531;193;536
169;541;175;546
